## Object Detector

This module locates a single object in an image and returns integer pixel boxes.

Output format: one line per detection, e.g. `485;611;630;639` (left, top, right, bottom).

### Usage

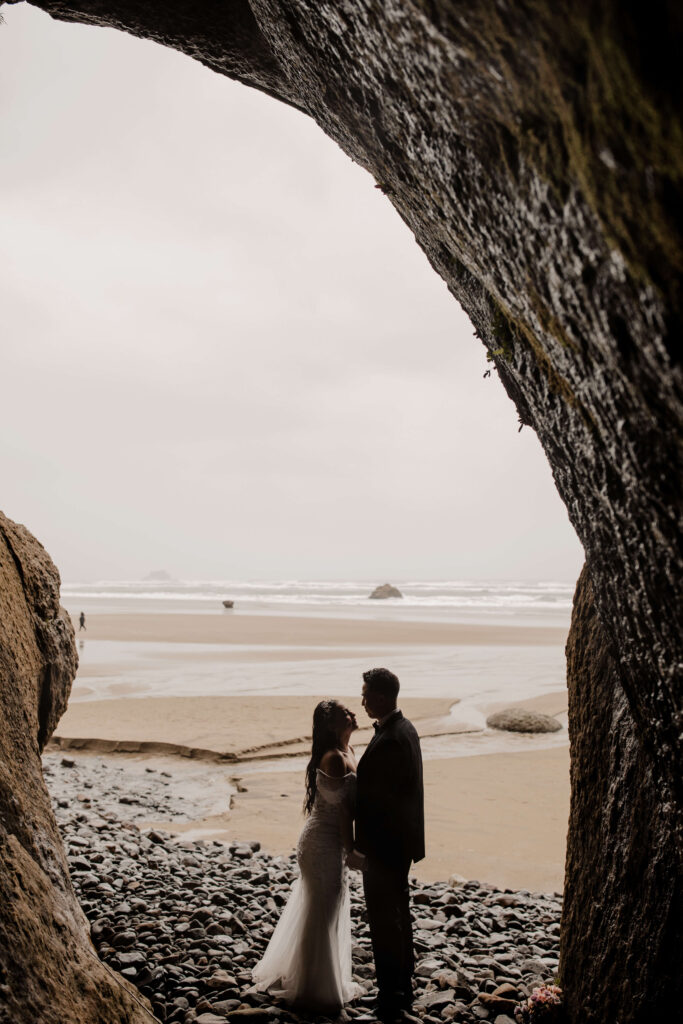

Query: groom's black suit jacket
355;709;425;868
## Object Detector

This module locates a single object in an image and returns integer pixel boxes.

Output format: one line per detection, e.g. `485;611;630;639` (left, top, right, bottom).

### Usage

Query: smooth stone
416;958;444;977
69;856;91;871
416;990;456;1010
207;970;237;989
478;992;518;1014
519;958;549;975
117;951;146;965
492;983;520;999
486;708;561;734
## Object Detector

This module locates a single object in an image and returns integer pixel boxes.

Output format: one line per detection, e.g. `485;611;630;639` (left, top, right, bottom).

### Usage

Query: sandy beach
53;689;569;892
71;610;568;648
217;747;569;893
53;694;460;760
51;607;570;892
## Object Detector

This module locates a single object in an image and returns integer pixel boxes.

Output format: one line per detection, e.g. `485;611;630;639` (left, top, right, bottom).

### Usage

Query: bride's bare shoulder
319;750;346;778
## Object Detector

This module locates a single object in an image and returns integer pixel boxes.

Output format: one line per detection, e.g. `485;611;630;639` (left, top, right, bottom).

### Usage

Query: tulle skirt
252;820;361;1012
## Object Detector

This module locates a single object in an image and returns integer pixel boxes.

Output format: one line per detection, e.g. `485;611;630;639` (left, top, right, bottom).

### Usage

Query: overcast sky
0;4;583;582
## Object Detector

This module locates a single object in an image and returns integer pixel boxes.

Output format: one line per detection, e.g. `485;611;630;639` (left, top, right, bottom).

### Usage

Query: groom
349;667;425;1024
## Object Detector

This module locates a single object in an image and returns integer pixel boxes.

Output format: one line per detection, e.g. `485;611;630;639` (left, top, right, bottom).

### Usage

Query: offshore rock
486;709;561;734
0;512;152;1024
561;566;682;1022
368;583;403;600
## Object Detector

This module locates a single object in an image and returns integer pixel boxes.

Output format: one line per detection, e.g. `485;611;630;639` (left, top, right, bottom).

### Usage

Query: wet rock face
561;566;683;1022
0;512;150;1024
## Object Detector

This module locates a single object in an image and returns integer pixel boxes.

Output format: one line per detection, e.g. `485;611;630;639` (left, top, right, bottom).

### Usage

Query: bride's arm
320;750;355;852
339;799;355;853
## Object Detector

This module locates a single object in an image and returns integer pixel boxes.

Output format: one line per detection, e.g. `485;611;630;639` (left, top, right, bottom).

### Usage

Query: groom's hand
346;848;368;871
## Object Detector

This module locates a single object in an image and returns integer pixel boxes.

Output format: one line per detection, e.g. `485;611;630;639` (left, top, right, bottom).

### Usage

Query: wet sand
72;611;568;648
53;694;459;760
52;690;569;892
229;746;570;892
134;742;569;893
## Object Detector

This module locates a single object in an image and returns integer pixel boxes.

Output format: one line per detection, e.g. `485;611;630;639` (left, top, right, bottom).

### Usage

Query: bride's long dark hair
303;699;343;815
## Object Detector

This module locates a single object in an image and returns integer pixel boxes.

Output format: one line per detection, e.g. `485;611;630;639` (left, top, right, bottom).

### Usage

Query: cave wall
0;512;153;1023
562;565;682;1022
2;1;682;1020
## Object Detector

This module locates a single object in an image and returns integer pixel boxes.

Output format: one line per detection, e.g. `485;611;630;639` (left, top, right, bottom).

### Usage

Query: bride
252;699;362;1013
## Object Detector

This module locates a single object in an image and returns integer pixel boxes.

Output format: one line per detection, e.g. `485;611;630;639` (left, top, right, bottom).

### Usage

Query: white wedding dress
252;769;362;1012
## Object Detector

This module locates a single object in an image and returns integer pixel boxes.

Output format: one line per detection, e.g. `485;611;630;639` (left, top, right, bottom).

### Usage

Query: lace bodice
312;769;356;812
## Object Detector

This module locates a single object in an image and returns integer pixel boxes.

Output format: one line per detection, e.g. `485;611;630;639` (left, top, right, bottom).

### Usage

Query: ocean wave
61;579;574;610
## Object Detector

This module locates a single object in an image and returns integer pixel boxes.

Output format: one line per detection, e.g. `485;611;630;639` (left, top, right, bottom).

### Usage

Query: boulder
486;708;562;734
369;583;403;600
0;512;152;1024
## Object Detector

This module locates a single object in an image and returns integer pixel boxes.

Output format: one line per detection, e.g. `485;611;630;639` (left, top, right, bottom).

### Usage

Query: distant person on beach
252;699;362;1014
348;667;425;1024
78;612;86;631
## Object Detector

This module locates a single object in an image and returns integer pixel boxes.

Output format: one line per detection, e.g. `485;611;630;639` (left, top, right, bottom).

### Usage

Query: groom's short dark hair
362;667;400;700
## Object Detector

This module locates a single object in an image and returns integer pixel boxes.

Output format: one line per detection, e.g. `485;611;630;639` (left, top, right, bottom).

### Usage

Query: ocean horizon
61;577;575;624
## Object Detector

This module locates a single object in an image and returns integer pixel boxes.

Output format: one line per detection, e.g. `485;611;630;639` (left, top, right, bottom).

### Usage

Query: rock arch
1;2;681;1022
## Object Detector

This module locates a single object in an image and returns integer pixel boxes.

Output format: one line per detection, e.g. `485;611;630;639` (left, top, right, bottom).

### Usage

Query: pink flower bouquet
514;984;564;1023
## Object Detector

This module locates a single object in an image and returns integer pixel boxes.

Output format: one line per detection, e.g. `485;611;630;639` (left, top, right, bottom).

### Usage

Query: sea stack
369;583;403;600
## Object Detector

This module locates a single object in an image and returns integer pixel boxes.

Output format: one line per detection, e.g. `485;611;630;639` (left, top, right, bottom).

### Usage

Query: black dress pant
363;856;414;1016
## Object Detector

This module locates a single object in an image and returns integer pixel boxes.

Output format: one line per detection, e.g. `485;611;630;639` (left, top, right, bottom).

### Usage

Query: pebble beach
46;754;561;1024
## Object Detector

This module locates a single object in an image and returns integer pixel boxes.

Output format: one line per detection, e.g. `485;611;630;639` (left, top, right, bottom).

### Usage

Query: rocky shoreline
45;755;561;1024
